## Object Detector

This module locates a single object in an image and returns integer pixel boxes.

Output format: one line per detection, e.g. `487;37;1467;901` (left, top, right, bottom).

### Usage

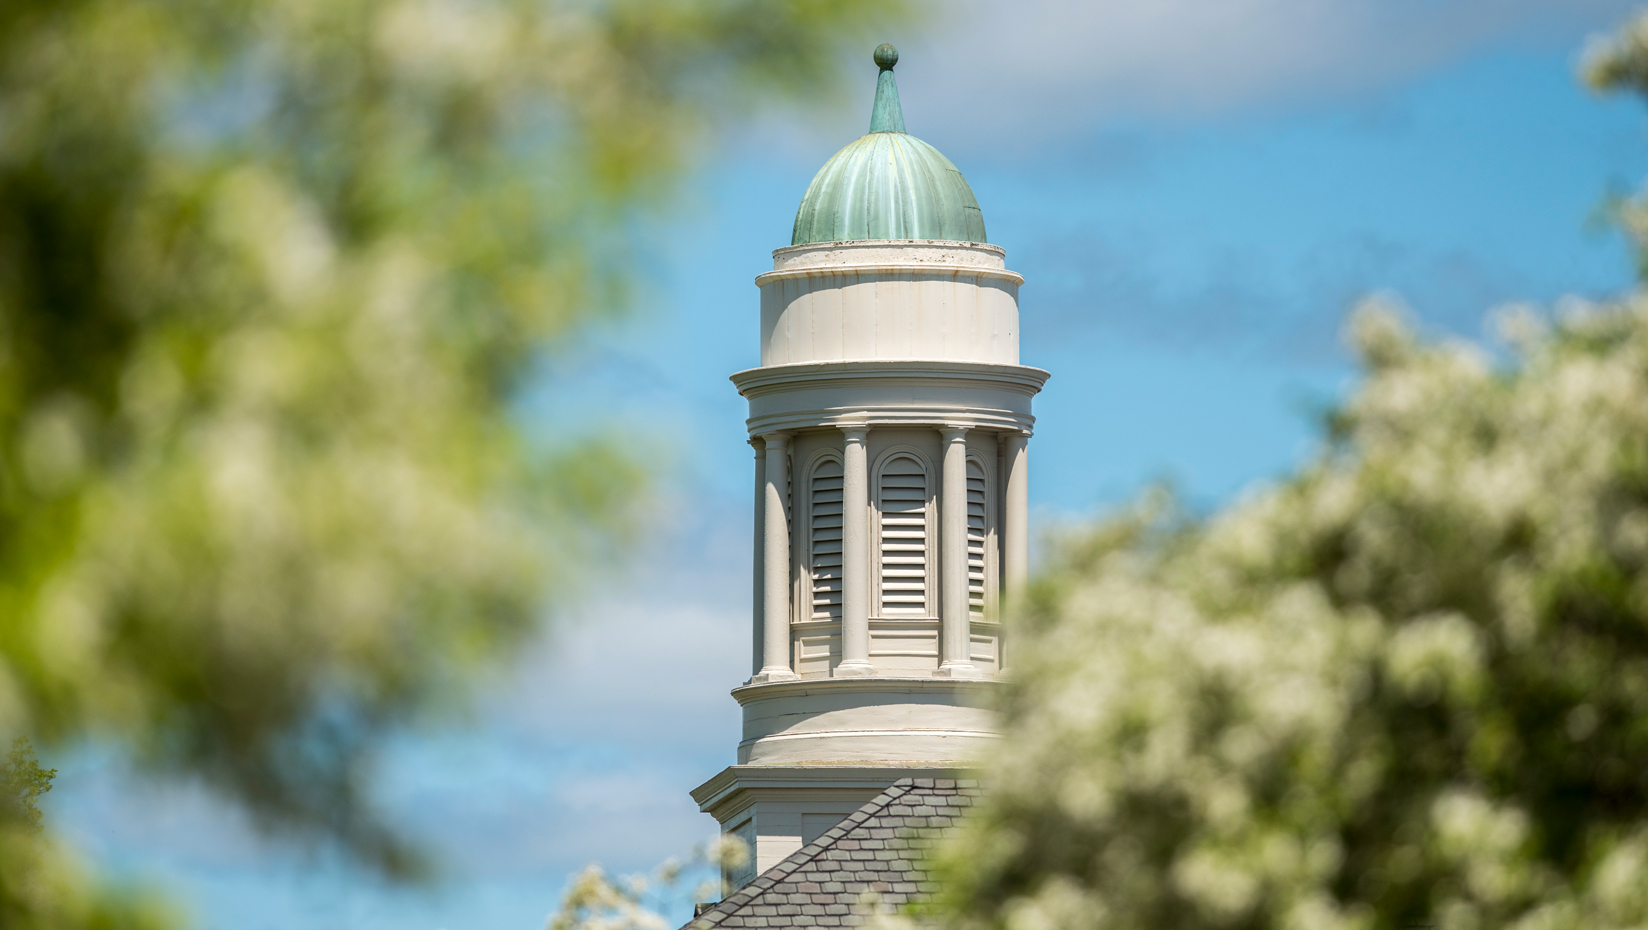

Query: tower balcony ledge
730;674;1001;703
732;358;1050;396
734;359;1050;436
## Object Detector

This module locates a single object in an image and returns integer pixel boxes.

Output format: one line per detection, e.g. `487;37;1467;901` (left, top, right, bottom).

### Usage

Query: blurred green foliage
0;742;158;930
2;738;54;833
0;0;905;923
937;13;1648;930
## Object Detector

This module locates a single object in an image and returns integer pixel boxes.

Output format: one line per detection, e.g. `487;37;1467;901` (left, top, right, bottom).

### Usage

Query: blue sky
48;2;1648;928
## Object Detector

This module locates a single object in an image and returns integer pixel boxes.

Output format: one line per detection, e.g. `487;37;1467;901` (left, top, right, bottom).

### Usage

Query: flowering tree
0;0;903;924
547;836;748;930
937;15;1648;930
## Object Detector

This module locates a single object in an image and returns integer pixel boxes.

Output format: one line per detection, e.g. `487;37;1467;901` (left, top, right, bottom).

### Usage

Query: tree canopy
0;0;904;924
937;13;1648;930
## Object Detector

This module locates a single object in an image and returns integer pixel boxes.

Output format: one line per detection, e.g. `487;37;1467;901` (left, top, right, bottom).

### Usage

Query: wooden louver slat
967;460;987;616
810;459;844;621
878;455;928;615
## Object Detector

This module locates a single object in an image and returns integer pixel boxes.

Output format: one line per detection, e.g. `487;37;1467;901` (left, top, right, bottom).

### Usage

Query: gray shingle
683;778;980;930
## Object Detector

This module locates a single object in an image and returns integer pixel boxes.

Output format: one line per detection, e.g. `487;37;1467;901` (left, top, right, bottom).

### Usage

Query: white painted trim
756;265;1024;287
742;727;1002;745
748;409;1035;436
768;239;1007;273
732;359;1050;396
730;675;999;700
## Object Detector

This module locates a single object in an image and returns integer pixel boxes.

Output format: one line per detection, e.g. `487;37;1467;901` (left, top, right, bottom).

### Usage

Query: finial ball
874;43;898;71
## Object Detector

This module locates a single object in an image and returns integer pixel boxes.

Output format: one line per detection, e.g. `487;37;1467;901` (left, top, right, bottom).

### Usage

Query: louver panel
967;460;987;615
810;459;845;621
879;456;929;615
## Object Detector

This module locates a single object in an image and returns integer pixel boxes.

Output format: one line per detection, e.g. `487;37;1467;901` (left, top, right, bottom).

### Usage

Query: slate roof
684;777;978;930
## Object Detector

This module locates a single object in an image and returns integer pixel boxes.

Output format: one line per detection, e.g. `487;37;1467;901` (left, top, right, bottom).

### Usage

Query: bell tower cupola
690;45;1049;887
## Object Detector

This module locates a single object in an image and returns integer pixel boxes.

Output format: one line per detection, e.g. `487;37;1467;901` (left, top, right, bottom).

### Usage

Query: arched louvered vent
809;459;844;620
967;459;988;616
878;455;930;615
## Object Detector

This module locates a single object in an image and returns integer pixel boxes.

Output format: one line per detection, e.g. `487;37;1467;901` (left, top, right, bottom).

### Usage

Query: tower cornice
732;359;1050;396
733;360;1049;437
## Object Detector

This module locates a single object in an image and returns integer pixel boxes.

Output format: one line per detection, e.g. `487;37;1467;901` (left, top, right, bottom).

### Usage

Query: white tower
691;45;1048;886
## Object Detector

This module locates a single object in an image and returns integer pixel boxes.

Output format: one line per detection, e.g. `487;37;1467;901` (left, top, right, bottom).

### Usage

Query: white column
936;426;981;678
835;426;874;677
1003;432;1030;613
752;431;799;683
750;438;766;679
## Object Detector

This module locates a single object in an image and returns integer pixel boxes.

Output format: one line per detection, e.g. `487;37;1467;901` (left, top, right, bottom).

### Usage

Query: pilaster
1002;432;1030;625
936;427;981;679
752;431;800;684
835;425;875;677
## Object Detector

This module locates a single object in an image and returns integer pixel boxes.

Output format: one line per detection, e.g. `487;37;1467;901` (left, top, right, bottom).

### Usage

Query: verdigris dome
791;44;987;246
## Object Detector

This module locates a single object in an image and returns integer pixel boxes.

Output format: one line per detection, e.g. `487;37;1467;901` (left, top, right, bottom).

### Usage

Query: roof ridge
683;778;919;929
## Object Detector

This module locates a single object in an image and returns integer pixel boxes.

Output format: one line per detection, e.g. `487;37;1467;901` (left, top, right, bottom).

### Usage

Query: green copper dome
791;45;987;246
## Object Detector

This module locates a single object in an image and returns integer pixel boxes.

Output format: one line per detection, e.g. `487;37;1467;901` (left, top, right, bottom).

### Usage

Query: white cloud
486;495;753;750
862;0;1642;143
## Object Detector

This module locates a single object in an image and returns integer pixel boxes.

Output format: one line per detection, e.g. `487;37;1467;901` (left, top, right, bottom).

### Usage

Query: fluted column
750;438;766;678
1003;432;1030;615
753;431;799;683
836;426;874;677
936;426;981;678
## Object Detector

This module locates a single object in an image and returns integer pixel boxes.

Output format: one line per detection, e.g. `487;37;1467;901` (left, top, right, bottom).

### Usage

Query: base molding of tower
733;676;1001;766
